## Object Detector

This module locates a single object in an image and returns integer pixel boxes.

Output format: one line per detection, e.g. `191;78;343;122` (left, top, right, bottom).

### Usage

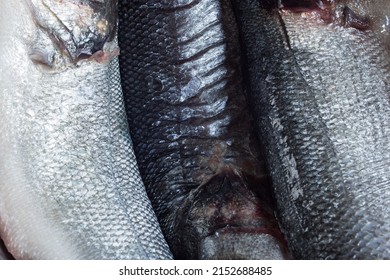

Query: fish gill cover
27;0;118;68
0;0;172;259
1;0;389;260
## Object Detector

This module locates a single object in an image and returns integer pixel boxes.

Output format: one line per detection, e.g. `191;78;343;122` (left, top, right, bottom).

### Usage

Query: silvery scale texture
0;0;172;259
232;0;390;259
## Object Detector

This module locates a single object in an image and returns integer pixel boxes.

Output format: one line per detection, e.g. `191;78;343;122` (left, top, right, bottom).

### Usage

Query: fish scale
282;7;390;259
232;0;390;259
0;0;171;259
119;0;287;259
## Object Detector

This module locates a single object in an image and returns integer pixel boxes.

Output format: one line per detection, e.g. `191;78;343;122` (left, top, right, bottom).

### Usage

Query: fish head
278;0;390;46
26;0;118;69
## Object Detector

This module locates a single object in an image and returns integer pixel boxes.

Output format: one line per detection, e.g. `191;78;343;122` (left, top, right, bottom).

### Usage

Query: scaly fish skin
232;0;390;259
119;0;288;259
0;0;172;259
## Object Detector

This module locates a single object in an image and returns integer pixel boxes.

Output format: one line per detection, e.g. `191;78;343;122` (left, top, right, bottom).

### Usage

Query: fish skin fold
0;0;172;259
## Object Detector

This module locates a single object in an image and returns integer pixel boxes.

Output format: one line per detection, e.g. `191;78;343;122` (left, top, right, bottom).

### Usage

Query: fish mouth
2;0;388;260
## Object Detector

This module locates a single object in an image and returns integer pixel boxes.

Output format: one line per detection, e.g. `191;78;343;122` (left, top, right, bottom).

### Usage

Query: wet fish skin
118;0;287;259
0;0;172;259
231;0;390;259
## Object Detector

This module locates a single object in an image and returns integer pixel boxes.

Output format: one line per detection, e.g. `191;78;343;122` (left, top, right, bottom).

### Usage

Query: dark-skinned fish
118;0;289;259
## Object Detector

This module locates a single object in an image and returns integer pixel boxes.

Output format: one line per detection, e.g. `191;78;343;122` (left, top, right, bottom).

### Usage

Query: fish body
0;0;171;259
232;0;390;259
118;0;287;259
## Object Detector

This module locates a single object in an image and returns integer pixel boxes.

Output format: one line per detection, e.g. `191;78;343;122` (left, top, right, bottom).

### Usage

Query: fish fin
171;167;289;259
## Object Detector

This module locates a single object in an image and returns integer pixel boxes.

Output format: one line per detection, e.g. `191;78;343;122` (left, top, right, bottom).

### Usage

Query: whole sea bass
232;0;390;259
0;0;171;259
118;0;288;259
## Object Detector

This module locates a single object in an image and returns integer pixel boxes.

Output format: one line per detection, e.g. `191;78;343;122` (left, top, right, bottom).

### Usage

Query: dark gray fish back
118;0;287;259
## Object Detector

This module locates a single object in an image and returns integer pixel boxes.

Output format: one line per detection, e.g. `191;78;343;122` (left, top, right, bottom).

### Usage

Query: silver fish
231;0;390;259
0;0;172;259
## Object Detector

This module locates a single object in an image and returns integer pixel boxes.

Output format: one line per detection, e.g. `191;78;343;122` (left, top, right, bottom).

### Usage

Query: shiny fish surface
0;0;172;259
231;0;390;259
118;0;288;259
